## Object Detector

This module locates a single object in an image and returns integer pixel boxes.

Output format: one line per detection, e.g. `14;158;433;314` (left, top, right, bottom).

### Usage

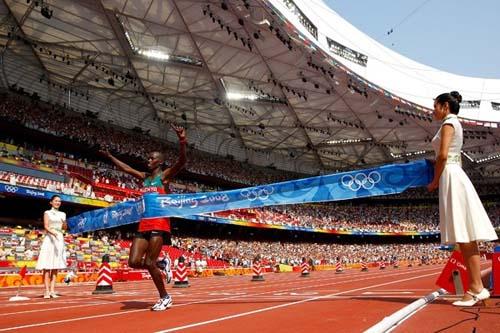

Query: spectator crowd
5;226;497;271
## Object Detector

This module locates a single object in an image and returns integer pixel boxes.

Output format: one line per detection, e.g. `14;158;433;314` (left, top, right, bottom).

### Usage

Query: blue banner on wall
68;160;433;234
0;183;50;199
0;183;108;207
186;214;440;237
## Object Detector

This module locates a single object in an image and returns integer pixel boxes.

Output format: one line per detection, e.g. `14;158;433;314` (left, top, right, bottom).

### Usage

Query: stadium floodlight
137;49;170;62
326;138;372;145
390;150;430;159
226;92;259;101
120;18;171;63
124;31;137;51
476;153;500;164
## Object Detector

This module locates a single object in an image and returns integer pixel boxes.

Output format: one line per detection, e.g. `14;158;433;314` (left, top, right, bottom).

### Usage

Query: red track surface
0;265;498;332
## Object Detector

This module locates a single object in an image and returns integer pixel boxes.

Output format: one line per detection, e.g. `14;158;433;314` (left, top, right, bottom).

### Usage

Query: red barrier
92;262;114;294
173;262;189;288
251;262;265;281
300;262;310;277
436;251;469;294
492;252;500;296
335;261;343;273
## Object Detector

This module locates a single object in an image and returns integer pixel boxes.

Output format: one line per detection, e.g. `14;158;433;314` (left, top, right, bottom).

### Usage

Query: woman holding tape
102;124;186;311
427;91;497;306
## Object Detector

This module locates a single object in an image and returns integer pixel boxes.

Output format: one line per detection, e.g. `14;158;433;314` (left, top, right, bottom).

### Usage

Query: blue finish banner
68;199;143;234
144;160;433;218
67;160;433;233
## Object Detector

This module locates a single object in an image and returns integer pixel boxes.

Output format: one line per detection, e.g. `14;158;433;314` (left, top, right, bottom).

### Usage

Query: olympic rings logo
4;185;19;193
341;171;381;191
240;186;274;201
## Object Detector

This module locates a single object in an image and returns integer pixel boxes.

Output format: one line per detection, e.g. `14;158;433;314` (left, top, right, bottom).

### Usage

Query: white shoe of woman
452;289;490;307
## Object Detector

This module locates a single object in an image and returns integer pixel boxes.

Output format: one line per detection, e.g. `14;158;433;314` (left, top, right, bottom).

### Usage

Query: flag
9;265;30;301
19;266;27;279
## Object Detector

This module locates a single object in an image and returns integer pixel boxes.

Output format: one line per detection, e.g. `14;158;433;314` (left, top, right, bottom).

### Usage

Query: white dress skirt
439;164;498;244
36;209;67;270
432;114;498;244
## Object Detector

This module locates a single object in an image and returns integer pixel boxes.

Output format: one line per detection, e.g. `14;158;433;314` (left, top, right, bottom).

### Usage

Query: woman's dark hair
435;91;462;115
50;195;61;202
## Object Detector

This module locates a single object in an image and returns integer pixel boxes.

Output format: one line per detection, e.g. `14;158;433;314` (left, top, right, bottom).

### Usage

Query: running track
0;265;498;332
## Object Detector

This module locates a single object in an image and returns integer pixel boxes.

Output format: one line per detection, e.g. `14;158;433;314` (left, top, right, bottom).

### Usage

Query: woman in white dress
36;195;67;299
427;91;498;306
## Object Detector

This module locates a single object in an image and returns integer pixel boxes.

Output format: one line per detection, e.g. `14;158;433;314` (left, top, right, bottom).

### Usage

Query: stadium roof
0;0;499;181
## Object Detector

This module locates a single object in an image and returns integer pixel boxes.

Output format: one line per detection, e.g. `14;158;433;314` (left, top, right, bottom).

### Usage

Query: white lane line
0;297;156;317
154;271;440;333
0;275;328;316
0;287;310;333
0;291;192;316
0;274;336;316
0;266;442;331
0;265;436;313
0;309;149;332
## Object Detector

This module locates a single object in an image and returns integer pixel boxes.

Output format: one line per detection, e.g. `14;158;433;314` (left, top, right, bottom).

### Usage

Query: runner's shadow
121;301;151;310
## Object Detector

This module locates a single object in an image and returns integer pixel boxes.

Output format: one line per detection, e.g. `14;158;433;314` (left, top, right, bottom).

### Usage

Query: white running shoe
151;295;173;311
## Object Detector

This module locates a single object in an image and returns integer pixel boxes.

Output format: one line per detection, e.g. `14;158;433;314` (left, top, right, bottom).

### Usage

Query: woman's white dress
431;114;498;244
35;208;67;270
